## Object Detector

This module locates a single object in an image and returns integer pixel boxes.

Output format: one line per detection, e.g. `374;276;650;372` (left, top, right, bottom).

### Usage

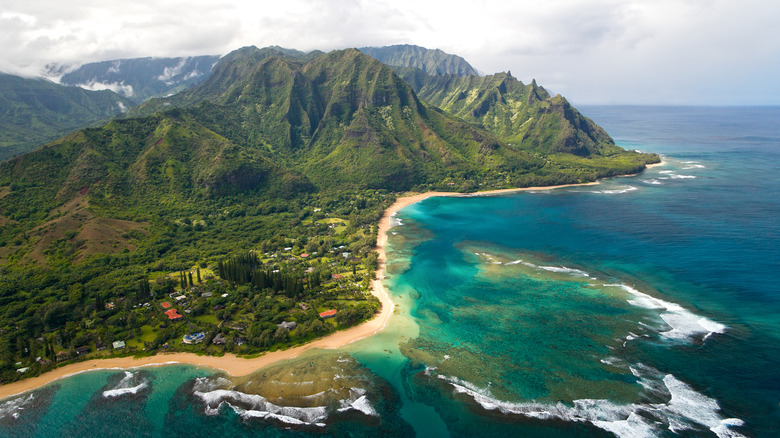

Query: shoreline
0;170;658;400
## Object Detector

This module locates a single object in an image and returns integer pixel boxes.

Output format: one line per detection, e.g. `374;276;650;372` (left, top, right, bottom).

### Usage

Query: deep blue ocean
1;106;778;437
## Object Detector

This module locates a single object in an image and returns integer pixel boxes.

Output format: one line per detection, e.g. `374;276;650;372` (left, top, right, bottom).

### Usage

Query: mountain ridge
359;45;479;77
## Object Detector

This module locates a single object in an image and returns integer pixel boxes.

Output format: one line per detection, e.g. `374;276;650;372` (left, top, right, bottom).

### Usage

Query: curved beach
0;180;611;400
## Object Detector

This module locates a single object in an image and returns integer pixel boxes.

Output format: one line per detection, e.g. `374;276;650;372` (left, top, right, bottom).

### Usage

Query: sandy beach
0;175;636;400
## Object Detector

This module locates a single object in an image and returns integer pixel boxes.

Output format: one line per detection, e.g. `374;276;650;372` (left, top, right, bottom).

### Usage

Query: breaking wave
537;265;592;277
591;186;639;195
0;393;35;420
436;367;745;438
608;284;727;342
192;377;377;427
102;371;149;398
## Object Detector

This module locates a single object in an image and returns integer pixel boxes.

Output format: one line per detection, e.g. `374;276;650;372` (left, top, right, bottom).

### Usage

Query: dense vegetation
0;45;658;383
0;73;133;161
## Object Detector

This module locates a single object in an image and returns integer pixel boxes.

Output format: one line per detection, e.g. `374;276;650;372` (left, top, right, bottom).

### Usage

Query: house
212;333;227;345
277;321;297;330
17;367;29;373
56;351;70;362
113;340;126;350
332;274;343;280
165;309;183;321
161;302;171;309
174;295;186;301
105;302;115;310
300;253;309;258
76;346;89;356
213;304;225;311
235;336;247;346
201;292;213;298
182;332;205;344
319;309;337;319
96;341;107;351
299;303;310;311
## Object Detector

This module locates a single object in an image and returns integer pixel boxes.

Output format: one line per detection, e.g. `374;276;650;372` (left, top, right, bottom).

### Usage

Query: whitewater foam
538;265;591;277
608;284;727;342
194;383;378;427
0;393;35;420
102;371;148;398
194;388;328;425
436;369;745;438
592;186;639;195
337;388;378;417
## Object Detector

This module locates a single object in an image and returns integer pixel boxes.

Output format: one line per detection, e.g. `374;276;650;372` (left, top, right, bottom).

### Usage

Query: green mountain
359;44;479;76
397;69;619;157
59;55;221;103
0;73;134;161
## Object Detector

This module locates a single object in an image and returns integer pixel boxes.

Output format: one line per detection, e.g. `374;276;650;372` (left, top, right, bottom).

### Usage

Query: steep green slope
131;47;546;191
0;112;310;215
0;73;133;161
359;45;479;76
399;70;621;157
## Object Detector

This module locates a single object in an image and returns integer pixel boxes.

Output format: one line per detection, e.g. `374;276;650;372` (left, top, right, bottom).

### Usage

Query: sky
1;0;778;105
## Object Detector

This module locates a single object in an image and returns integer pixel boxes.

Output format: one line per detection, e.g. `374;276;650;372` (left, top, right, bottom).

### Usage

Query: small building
113;340;126;350
277;321;297;330
165;309;183;321
341;252;351;258
299;303;310;311
300;253;309;258
201;292;213;298
305;267;315;273
76;346;89;356
235;336;247;346
319;309;337;319
332;274;343;280
96;341;107;351
174;295;186;301
161;302;171;309
105;302;115;310
182;332;205;344
17;367;29;373
213;304;225;311
56;351;70;362
212;333;227;345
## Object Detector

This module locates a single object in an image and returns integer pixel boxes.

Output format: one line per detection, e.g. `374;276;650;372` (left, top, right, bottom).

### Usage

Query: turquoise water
1;107;778;437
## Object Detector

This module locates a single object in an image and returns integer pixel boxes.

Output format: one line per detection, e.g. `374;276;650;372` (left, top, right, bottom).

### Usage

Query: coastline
0;175;642;401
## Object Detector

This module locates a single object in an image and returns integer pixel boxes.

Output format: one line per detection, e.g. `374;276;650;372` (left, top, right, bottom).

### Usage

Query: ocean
1;106;778;437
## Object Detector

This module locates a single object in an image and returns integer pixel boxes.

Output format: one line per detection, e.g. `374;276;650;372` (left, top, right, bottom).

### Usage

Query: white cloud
0;0;778;104
74;80;134;97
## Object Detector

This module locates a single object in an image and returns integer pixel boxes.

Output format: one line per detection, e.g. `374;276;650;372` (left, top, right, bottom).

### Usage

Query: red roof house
161;302;171;309
319;309;337;319
165;309;183;320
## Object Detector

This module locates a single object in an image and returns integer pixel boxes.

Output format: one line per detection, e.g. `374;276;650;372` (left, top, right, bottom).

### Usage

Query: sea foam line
437;370;745;438
193;383;378;427
102;371;149;398
606;284;727;342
